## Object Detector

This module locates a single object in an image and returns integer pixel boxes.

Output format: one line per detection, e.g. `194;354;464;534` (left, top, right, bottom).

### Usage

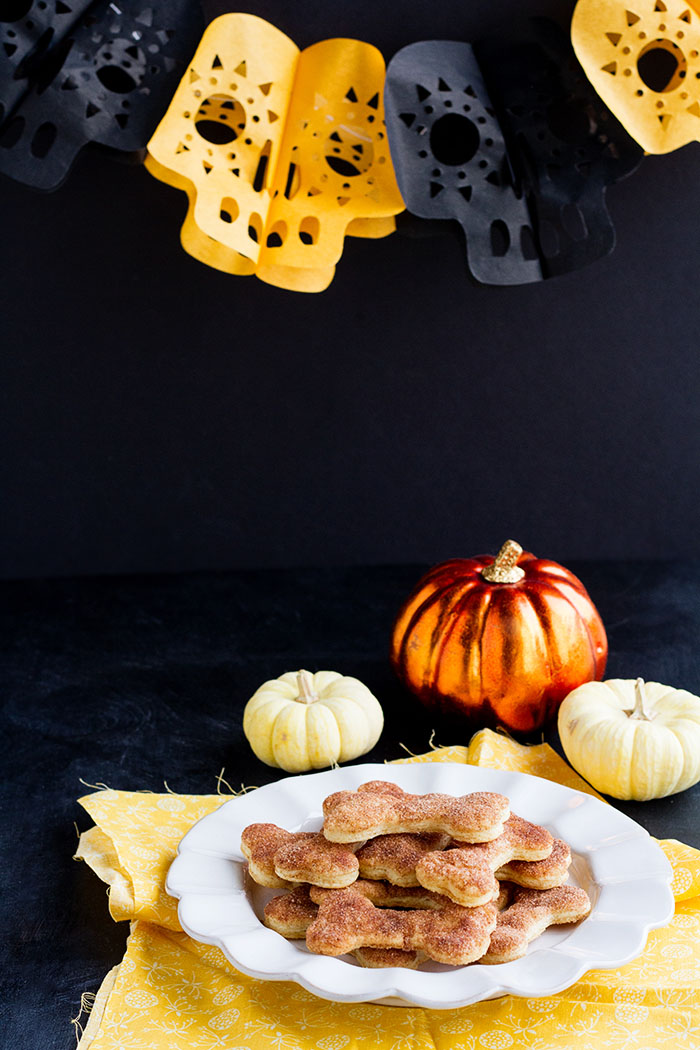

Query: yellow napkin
75;730;700;1049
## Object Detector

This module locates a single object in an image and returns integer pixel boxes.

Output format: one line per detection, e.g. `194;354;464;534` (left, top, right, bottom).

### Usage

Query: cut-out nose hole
637;40;686;92
96;65;137;93
538;220;559;258
30;121;56;158
561;203;587;241
253;139;272;193
429;113;480;166
0;115;24;149
299;216;319;245
248;212;262;243
266;221;286;248
219;197;239;224
520;225;538;261
490;220;510;257
195;95;245;144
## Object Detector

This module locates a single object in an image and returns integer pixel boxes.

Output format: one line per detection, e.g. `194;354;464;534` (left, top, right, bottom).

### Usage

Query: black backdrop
1;0;700;580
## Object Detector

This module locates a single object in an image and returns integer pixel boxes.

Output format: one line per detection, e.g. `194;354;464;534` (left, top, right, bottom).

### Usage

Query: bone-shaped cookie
356;831;452;886
240;823;363;888
416;815;554;906
310;878;452;910
264;885;318;937
496;836;571;889
481;885;591;963
354;946;422;968
265;879;450;941
306;885;498;965
322;782;509;844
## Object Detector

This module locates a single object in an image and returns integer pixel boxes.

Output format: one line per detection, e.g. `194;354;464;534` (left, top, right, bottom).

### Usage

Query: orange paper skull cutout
572;0;700;153
146;14;404;290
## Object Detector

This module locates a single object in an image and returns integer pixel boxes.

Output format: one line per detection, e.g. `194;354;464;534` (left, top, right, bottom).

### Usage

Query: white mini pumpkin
558;677;700;800
243;669;384;773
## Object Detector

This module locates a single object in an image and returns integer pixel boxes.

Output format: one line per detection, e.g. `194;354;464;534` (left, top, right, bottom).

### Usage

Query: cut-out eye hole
299;216;320;245
324;125;373;177
97;65;138;94
637;39;687;92
30;121;56;158
430;113;480;166
195;95;245;145
0;0;33;22
248;212;263;243
219;197;239;224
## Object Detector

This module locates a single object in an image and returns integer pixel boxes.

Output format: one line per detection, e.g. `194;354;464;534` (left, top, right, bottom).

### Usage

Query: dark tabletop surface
1;561;699;1049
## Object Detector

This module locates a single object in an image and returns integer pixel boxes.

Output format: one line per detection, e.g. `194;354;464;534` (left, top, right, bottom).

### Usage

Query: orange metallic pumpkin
390;540;607;734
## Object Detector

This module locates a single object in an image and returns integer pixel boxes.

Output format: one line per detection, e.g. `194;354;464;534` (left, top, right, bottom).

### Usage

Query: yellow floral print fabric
75;730;700;1049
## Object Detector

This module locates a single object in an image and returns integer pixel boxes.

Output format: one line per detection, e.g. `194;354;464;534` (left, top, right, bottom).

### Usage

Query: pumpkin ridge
429;580;489;701
531;577;599;675
396;575;480;688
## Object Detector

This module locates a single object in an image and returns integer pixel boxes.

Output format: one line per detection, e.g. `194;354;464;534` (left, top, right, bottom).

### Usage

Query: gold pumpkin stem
296;670;318;705
481;540;525;584
629;677;652;721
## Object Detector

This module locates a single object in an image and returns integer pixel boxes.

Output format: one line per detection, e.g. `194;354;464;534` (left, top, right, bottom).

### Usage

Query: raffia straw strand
71;990;96;1047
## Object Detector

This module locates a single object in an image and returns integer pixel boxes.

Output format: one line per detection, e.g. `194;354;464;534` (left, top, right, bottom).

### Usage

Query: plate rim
166;761;675;1009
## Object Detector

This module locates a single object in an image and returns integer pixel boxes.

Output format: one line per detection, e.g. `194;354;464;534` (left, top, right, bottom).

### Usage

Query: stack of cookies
240;780;591;968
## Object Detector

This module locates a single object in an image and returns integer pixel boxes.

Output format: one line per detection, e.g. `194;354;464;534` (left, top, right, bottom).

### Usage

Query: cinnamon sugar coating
416;814;554;906
310;878;451;910
306;885;498;966
496;836;571;888
353;946;422;968
357;832;452;886
241;823;363;889
481;884;591;963
322;783;510;844
264;885;318;938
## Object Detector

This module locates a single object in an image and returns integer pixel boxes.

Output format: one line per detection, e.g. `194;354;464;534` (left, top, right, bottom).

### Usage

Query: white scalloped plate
166;762;674;1009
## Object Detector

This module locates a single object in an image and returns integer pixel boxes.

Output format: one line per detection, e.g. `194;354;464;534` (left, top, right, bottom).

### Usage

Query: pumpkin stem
295;670;319;705
629;677;652;721
481;540;525;584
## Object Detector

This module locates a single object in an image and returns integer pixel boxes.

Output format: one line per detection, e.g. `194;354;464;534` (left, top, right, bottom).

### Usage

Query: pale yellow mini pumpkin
243;670;384;773
558;678;700;800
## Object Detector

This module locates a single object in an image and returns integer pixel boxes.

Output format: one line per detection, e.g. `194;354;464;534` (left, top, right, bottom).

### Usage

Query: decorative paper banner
477;19;643;278
385;20;643;284
385;40;540;285
0;0;203;190
0;0;93;122
571;0;700;153
146;13;404;292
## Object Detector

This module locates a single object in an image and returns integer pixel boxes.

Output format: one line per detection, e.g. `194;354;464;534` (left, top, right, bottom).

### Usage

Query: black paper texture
385;20;643;285
0;0;203;190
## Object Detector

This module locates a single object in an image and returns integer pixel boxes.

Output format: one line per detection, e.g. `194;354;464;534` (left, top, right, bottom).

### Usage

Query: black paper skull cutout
385;24;643;285
475;19;642;278
0;0;94;122
384;40;542;286
0;0;203;190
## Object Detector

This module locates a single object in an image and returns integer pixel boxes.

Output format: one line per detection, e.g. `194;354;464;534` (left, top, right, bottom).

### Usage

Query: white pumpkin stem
295;670;319;705
629;678;652;721
481;540;525;584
